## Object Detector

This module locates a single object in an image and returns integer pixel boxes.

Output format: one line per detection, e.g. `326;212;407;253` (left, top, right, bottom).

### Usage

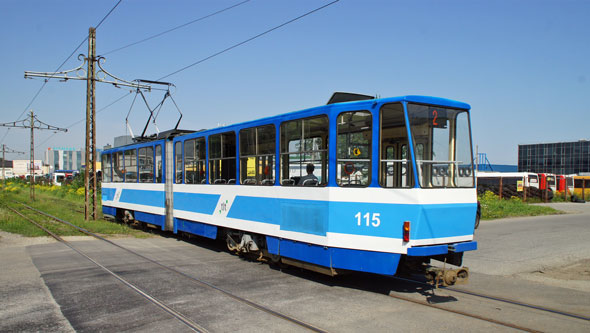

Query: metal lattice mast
85;27;97;220
24;27;151;220
1;145;24;189
30;111;35;199
0;111;67;200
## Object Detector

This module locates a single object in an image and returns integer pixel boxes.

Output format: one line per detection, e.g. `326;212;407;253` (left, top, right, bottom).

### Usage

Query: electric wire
102;0;251;56
2;0;124;146
34;91;133;149
158;0;340;80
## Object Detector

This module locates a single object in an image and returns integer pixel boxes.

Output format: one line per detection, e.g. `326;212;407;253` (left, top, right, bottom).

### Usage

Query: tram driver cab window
280;116;328;186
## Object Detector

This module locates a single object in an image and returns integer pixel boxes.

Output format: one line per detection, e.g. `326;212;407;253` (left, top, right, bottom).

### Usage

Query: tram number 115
355;212;381;227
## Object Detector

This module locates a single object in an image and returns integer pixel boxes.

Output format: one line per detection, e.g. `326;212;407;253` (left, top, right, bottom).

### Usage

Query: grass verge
479;191;563;220
0;184;151;238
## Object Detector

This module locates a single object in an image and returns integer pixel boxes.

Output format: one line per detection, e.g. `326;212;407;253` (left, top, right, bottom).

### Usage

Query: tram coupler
425;266;469;287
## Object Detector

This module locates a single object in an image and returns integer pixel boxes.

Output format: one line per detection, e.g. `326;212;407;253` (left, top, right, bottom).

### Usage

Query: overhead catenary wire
34;91;133;149
2;0;124;146
158;0;340;81
102;0;251;56
21;0;341;151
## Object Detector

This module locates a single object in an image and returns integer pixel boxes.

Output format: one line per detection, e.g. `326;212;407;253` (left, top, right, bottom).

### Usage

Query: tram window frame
336;110;372;187
101;153;112;182
175;141;183;184
184;137;206;184
124;149;138;183
280;115;329;186
406;103;474;188
113;151;124;182
239;125;276;186
155;144;163;183
379;103;414;188
209;132;237;185
138;146;154;183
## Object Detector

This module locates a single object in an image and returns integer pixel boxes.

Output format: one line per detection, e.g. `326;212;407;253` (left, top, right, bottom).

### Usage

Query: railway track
382;275;589;332
388;274;590;322
5;201;588;332
7;203;328;333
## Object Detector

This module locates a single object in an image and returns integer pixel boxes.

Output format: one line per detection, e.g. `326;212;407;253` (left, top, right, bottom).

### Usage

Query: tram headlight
403;221;410;242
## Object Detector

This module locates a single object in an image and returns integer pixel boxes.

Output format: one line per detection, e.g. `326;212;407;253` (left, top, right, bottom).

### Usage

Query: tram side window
138;146;154;183
101;154;112;182
113;151;124;182
380;103;413;188
175;142;183;184
209;132;236;184
240;125;275;185
337;111;371;187
124;149;137;183
155;145;163;183
185;138;206;184
280;116;328;186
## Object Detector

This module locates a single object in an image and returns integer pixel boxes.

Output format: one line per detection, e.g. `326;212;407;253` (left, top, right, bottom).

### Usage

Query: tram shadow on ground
270;264;458;305
124;222;458;304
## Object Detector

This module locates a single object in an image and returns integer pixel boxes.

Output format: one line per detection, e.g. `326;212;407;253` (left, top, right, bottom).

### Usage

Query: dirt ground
533;259;590;281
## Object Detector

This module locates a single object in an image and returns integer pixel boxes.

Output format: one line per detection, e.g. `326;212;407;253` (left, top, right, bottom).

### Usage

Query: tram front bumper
406;241;477;257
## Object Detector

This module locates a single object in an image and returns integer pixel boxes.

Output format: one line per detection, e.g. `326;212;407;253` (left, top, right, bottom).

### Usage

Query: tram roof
104;94;471;149
171;94;471;141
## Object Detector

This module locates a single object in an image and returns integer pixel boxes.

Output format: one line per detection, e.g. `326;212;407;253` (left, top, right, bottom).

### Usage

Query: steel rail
391;275;590;322
6;206;208;333
18;203;329;333
387;292;542;333
15;202;581;331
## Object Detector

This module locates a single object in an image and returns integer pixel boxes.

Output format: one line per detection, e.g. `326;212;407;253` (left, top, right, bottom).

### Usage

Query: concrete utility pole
25;27;150;220
0;111;67;200
0;144;25;189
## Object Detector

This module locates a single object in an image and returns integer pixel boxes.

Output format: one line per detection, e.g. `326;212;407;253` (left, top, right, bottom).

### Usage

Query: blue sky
1;0;588;164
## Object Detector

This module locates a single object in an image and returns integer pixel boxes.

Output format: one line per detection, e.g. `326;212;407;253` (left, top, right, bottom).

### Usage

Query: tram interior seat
281;179;295;186
214;179;226;184
228;179;236;184
303;179;318;186
243;178;257;185
261;179;274;185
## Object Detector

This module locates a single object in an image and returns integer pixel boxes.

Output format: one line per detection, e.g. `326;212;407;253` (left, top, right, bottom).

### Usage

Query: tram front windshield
407;103;474;188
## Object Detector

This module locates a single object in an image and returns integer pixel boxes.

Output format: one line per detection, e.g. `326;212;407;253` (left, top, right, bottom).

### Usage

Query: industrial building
518;140;590;175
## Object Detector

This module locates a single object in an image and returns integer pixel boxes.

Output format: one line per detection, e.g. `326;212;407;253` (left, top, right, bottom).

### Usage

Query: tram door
165;140;174;232
382;143;410;188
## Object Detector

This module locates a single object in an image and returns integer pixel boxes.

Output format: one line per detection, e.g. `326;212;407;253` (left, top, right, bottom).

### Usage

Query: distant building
114;135;132;148
0;160;14;179
45;147;83;173
44;147;103;173
518;140;590;174
12;160;43;177
479;164;518;172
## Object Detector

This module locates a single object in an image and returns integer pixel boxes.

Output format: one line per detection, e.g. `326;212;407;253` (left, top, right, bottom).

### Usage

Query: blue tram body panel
174;192;220;215
227;195;476;240
120;189;165;208
100;94;478;277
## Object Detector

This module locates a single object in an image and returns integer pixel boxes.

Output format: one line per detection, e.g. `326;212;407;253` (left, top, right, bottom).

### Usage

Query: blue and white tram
101;94;478;285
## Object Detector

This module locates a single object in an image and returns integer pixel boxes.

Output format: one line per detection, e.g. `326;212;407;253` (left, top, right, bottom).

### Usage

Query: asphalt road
464;202;590;276
1;202;589;332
